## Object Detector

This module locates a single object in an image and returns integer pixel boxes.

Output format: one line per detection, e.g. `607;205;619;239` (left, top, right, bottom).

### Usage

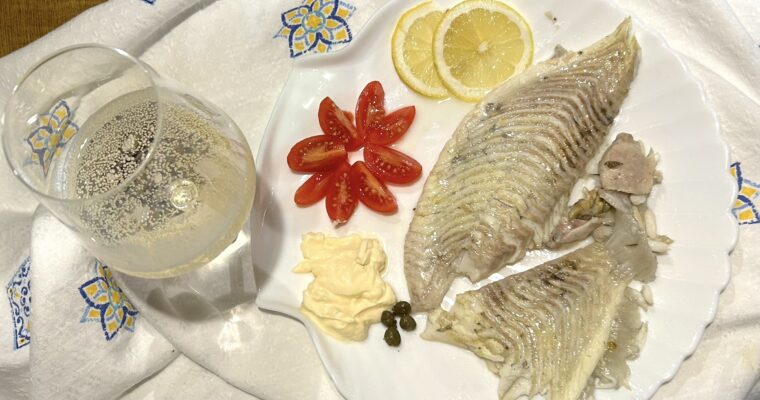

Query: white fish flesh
405;20;640;311
423;192;656;400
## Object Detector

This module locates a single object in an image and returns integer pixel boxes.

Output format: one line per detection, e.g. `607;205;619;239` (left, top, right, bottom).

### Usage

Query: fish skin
405;20;640;311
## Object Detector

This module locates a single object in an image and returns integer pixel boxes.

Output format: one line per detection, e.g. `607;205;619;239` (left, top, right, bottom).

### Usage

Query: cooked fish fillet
405;20;640;311
423;194;656;400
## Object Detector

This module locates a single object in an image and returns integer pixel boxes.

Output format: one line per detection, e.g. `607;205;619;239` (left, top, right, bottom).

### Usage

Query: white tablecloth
1;0;758;399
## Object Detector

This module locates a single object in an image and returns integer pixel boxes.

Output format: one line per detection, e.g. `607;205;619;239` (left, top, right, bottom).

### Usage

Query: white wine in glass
3;45;255;278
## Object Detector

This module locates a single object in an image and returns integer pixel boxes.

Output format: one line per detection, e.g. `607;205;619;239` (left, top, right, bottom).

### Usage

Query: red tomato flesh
294;171;334;206
355;81;385;137
319;97;363;151
326;162;359;225
363;144;423;184
349;161;397;213
367;106;415;145
287;135;347;172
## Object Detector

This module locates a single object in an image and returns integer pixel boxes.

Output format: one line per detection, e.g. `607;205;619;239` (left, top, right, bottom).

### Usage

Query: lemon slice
433;0;533;102
392;2;449;98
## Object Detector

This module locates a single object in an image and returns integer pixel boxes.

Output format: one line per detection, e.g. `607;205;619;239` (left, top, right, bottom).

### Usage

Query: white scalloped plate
252;0;737;399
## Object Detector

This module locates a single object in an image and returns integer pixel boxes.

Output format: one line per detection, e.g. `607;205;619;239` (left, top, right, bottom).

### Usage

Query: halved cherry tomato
355;81;385;136
326;162;359;225
363;144;423;184
287;135;347;172
349;161;397;213
294;171;334;206
319;97;363;151
344;111;354;124
367;106;416;145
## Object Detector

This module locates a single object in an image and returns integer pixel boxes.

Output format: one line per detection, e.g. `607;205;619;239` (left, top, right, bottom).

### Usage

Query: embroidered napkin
0;213;32;399
0;1;202;399
0;0;349;399
27;209;177;400
1;0;758;400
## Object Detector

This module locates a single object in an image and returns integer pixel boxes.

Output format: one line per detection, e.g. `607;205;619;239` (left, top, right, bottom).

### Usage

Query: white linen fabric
0;0;757;399
28;210;177;400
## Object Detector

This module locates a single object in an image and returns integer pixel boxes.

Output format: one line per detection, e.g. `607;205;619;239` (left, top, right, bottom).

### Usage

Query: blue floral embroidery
730;161;760;225
25;100;79;177
78;261;138;341
275;0;355;58
141;0;156;4
6;257;31;350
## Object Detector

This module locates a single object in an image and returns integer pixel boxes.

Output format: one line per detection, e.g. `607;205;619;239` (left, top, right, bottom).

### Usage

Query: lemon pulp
391;2;449;98
433;0;533;101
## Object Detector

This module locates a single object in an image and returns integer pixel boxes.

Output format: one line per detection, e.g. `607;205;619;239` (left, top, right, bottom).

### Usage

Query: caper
392;301;412;316
384;327;401;347
399;315;417;331
381;310;396;328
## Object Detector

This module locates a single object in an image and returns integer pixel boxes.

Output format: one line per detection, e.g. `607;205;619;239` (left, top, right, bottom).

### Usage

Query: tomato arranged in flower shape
326;163;359;225
363;144;422;184
287;81;422;225
366;106;416;145
287;136;347;172
294;170;335;206
350;161;397;213
355;81;386;138
319;97;364;151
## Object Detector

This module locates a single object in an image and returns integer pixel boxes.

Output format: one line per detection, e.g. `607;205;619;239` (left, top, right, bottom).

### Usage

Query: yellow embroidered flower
730;162;760;225
25;100;79;176
6;257;31;350
79;261;138;340
276;0;355;57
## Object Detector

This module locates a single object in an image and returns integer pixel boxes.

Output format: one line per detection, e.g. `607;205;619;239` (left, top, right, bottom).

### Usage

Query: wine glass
2;44;256;278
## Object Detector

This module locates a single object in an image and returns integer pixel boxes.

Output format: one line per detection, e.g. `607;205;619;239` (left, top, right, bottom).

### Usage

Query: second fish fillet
422;192;657;400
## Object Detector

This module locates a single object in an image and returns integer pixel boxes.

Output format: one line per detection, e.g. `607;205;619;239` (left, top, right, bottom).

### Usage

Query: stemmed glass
2;45;256;278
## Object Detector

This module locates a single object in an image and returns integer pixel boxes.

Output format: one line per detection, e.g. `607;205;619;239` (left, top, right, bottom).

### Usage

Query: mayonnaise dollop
294;233;396;341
